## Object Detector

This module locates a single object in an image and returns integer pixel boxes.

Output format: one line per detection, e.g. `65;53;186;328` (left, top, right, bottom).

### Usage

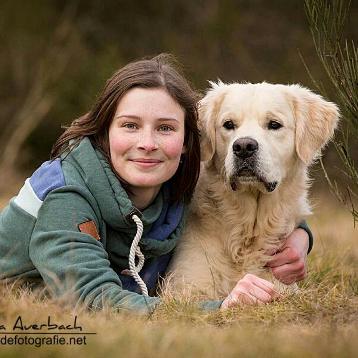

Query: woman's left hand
265;228;309;284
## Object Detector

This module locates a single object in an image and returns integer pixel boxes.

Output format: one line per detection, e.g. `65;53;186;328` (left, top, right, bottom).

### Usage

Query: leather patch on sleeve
78;220;101;241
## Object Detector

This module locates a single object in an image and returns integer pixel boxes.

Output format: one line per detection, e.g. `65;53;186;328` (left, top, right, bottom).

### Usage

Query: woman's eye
223;120;235;130
123;123;138;130
159;125;174;132
267;120;282;130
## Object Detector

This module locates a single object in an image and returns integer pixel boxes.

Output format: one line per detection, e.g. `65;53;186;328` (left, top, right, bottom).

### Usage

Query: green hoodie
0;138;222;313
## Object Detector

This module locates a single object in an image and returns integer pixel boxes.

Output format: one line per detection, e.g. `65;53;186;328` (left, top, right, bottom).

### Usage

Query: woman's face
109;87;186;202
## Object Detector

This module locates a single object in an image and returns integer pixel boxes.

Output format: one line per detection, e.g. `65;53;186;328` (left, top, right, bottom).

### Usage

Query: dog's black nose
233;137;259;159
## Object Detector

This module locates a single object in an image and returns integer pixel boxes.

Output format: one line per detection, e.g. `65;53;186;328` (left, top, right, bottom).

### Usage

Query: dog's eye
223;120;235;130
268;120;282;130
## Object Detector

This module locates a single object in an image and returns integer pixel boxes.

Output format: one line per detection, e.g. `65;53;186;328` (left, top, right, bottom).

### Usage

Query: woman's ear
199;81;227;162
288;85;340;165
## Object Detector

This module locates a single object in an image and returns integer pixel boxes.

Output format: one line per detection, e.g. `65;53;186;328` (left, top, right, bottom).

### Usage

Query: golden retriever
167;81;339;299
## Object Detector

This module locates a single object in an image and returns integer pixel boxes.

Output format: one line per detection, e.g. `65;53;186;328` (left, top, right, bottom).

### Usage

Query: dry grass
0;184;357;357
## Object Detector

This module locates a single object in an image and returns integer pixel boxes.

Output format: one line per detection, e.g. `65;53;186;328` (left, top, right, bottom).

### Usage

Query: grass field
0;183;357;357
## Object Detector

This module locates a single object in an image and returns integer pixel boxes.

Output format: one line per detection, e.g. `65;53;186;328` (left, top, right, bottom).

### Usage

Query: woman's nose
138;129;158;151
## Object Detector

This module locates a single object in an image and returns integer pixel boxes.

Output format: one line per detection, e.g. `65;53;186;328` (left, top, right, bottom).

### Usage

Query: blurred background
0;0;357;204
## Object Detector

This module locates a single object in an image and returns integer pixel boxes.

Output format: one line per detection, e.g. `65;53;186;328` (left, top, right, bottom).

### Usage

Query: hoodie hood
64;137;165;230
62;137;185;257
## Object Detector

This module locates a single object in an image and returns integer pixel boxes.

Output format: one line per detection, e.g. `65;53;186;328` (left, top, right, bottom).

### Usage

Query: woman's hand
221;273;279;309
265;228;309;285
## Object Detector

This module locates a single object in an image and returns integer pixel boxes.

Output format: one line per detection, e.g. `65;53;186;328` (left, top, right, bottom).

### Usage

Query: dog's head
199;81;339;193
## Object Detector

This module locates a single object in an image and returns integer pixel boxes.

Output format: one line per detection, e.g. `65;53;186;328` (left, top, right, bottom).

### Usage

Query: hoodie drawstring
128;214;148;296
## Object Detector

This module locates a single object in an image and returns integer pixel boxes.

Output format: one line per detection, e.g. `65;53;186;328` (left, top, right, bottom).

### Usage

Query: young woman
0;54;312;313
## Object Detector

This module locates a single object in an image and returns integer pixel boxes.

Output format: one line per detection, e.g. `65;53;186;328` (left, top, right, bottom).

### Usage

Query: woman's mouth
130;158;163;168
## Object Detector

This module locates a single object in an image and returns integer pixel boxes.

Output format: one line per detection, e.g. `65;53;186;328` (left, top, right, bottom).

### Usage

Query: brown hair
51;54;201;203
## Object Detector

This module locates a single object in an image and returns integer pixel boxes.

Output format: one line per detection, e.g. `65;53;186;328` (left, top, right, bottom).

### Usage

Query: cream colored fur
166;82;339;299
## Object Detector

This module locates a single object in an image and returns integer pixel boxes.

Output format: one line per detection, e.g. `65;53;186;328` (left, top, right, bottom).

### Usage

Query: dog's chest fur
168;165;310;298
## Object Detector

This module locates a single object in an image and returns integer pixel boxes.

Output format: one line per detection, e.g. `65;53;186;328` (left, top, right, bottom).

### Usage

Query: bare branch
304;0;357;222
0;2;80;173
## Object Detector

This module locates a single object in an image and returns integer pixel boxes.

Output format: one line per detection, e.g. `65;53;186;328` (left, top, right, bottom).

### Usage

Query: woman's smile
130;158;163;168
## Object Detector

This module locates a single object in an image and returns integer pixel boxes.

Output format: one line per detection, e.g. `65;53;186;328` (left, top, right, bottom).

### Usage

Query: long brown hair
51;54;201;203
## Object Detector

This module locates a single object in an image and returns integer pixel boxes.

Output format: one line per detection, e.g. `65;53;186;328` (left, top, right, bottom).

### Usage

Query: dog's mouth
238;167;256;177
230;166;278;192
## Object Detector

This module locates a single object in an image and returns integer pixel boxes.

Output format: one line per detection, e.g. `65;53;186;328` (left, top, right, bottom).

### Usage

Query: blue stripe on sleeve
29;159;65;201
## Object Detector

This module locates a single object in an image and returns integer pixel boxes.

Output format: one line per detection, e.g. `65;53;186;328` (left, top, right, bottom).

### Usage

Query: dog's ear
199;81;228;162
288;85;340;165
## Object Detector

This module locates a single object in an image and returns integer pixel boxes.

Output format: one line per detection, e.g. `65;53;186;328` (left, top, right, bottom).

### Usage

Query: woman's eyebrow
115;114;140;119
115;114;179;122
157;117;179;122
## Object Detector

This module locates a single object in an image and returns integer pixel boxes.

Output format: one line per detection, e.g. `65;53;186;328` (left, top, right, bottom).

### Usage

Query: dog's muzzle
231;138;277;192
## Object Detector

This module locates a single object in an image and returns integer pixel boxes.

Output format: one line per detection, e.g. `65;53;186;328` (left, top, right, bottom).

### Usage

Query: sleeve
297;220;313;254
29;187;161;315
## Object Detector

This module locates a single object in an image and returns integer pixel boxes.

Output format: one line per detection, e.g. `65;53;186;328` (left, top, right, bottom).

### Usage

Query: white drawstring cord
128;214;148;296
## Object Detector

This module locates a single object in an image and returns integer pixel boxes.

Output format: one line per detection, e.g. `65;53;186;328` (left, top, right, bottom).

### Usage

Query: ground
0;180;357;357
